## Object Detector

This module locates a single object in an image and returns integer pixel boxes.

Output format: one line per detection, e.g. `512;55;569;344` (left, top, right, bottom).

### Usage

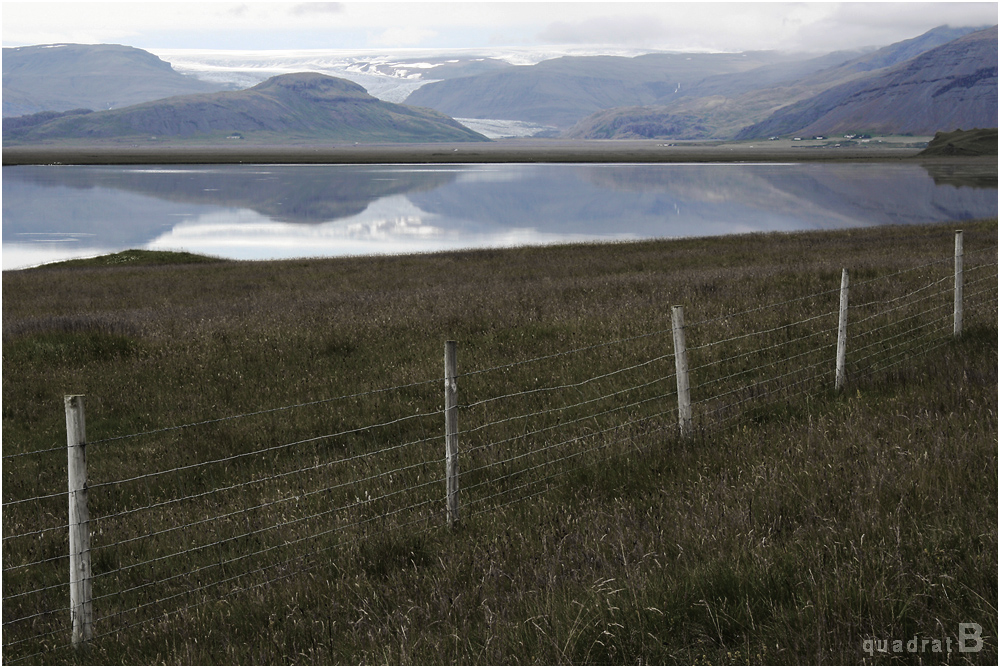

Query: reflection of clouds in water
343;216;443;239
6;163;995;269
146;197;452;259
2;244;116;270
145;195;639;261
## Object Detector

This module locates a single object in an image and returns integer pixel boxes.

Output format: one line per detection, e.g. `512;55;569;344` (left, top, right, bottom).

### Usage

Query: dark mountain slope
2;43;230;117
3;73;489;145
736;26;998;139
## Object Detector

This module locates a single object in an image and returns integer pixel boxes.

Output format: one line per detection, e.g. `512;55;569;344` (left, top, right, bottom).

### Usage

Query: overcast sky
3;2;997;53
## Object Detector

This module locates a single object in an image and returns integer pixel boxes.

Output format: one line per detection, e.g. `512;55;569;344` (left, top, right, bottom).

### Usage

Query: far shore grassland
0;136;953;166
2;215;997;664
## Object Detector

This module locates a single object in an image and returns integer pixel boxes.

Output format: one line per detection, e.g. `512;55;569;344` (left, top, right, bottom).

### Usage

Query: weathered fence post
65;395;93;647
444;341;459;527
671;306;692;438
954;230;964;337
835;269;849;391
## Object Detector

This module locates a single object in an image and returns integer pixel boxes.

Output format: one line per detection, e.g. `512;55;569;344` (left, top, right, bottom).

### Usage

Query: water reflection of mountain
921;162;999;189
4;164;458;225
409;164;998;236
4;163;996;261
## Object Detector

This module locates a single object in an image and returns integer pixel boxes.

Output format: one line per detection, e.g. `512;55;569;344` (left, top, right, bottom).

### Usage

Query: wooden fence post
671;306;692;438
444;341;459;527
954;230;964;337
835;269;849;391
65;395;93;647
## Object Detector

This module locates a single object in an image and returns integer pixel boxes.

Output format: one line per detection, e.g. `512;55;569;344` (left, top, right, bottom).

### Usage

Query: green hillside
919;127;999;156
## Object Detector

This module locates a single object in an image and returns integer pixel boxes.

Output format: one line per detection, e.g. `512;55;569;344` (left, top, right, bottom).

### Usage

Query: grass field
1;137;941;166
2;219;997;664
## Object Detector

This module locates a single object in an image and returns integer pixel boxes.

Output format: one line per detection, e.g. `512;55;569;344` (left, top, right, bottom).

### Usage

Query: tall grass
3;220;996;664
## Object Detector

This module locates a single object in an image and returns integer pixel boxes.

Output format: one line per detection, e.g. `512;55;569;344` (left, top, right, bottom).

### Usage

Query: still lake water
3;162;997;270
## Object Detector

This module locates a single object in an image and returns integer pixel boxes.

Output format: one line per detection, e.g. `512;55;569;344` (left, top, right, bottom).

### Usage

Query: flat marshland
2;220;997;664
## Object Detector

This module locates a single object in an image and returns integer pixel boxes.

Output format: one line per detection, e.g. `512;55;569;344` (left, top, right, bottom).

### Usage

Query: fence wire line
865;322;954;377
2;574;68;605
694;351;834;421
81;254;982;650
89;465;446;601
700;359;834;429
690;339;837;403
688;318;835;381
849;304;951;365
461;367;676;442
84;377;441;448
2;549;70;574
86;425;444;527
4;477;450;658
8;494;447;666
4;417;444;574
688;307;838;355
464;408;663;514
457;324;673;382
462;404;675;497
704;350;850;435
1;601;70;634
89;453;443;583
3;520;69;543
89;407;442;491
87;487;446;649
965;269;1000;290
850;285;950;341
462;349;675;411
850;273;951;316
463;385;676;465
2;487;69;509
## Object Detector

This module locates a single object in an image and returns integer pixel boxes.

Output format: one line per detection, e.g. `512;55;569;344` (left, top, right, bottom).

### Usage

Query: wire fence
2;235;997;664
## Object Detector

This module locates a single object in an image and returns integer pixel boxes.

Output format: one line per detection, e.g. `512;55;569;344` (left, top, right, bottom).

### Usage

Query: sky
2;1;997;54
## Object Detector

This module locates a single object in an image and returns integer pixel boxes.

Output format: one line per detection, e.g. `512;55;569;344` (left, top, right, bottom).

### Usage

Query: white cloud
290;2;344;15
2;2;997;52
538;14;670;46
368;25;439;47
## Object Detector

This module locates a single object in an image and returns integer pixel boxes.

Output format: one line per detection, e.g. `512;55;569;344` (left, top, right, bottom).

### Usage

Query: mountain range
3;72;488;145
2;43;230;117
2;24;996;145
563;25;995;139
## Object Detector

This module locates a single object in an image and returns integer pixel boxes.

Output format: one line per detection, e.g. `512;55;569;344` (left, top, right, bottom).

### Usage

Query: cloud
290;2;343;16
538;14;668;46
369;26;439;47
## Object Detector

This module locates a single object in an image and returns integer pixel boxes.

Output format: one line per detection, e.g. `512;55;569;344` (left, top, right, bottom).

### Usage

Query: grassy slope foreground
2;221;997;664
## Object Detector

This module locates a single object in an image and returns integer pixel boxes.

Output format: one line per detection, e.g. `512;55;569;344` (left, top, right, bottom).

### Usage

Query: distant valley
2;24;996;146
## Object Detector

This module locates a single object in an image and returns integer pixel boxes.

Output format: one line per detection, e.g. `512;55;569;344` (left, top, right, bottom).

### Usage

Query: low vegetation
2;220;996;664
920;128;999;157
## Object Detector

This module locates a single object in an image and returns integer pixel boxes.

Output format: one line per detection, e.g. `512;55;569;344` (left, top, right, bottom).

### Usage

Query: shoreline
0;138;956;165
